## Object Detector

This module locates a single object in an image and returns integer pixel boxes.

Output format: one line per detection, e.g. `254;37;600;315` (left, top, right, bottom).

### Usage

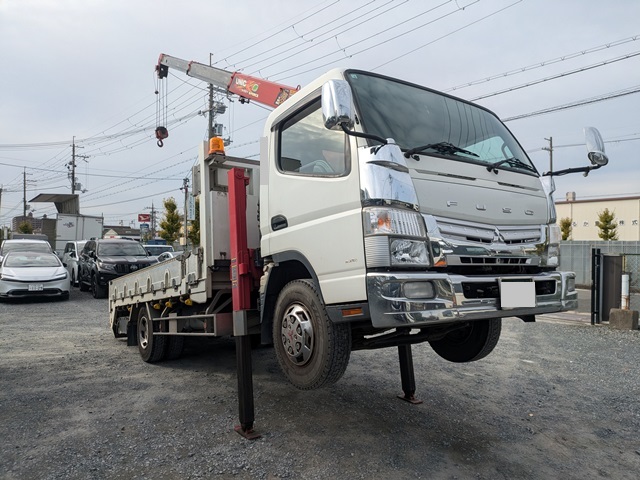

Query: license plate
28;284;44;292
499;280;535;309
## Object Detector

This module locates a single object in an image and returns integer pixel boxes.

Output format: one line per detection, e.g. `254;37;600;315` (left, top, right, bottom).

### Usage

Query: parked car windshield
1;242;52;254
97;243;148;256
144;245;174;255
345;70;535;174
4;252;61;268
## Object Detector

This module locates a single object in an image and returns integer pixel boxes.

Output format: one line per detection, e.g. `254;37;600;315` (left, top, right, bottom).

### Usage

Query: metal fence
559;241;640;312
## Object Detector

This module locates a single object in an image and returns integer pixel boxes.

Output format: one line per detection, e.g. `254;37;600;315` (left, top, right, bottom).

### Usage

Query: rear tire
273;279;351;390
164;336;185;360
429;318;502;363
137;306;166;362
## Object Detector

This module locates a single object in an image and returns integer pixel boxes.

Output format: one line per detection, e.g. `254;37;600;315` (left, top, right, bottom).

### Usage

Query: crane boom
156;53;298;109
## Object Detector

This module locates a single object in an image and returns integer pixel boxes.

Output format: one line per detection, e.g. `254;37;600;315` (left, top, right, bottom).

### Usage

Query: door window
278;99;348;176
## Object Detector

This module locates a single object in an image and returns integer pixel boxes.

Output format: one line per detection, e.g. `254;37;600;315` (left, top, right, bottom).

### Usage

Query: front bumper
0;278;70;298
366;270;577;328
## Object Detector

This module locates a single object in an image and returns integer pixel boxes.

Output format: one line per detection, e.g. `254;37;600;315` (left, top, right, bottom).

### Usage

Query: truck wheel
137;306;166;362
273;279;351;390
164;336;184;360
429;318;501;363
91;274;108;299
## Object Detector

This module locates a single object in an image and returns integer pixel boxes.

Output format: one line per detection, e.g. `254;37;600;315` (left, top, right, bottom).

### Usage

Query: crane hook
155;126;169;148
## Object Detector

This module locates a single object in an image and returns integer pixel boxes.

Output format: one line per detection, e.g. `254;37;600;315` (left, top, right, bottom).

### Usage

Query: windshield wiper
404;142;479;159
487;157;537;174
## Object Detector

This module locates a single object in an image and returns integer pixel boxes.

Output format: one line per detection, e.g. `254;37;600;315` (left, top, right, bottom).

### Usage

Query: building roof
29;193;80;214
556;195;640;205
103;225;141;236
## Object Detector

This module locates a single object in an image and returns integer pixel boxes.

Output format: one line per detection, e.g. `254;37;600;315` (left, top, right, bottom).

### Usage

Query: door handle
271;215;288;231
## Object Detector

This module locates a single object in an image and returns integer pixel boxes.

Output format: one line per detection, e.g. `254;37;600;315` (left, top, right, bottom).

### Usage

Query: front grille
459;256;528;265
435;218;542;245
462;280;556;299
113;263;149;274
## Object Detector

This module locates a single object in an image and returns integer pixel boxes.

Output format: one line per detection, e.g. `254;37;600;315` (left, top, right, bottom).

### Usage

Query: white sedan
0;251;70;300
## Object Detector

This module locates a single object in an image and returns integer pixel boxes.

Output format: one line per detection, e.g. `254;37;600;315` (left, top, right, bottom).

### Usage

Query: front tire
92;274;108;299
79;270;89;292
137;305;166;362
429;318;502;363
273;279;351;390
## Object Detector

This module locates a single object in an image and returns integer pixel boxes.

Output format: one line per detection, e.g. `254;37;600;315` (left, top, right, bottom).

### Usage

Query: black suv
78;239;157;298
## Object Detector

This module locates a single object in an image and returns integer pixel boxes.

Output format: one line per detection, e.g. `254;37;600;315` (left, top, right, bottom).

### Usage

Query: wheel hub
280;303;314;366
138;316;149;349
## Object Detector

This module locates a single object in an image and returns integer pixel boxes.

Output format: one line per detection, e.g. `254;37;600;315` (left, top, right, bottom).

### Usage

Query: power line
446;34;640;93
270;0;467;80
372;0;523;71
471;50;640;101
503;85;640;122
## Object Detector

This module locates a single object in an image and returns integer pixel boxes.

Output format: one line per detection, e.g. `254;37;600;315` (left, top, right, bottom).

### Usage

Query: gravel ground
1;288;639;479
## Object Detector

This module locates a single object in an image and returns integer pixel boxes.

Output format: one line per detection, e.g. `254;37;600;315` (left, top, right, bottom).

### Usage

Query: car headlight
363;207;430;268
53;272;68;280
98;262;117;272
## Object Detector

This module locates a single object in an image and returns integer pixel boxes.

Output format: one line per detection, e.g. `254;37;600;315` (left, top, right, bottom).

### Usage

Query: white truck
109;55;608;436
42;213;104;254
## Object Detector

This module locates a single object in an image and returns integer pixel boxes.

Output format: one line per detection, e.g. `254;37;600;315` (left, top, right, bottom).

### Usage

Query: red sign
138;213;151;222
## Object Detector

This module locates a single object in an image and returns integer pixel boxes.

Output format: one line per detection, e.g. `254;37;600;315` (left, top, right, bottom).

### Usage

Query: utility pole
181;177;189;251
145;202;158;238
68;136;88;194
208;54;214;139
542;136;553;173
23;168;27;217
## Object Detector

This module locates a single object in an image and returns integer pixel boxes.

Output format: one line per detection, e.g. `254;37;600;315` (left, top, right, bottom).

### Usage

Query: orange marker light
209;137;225;155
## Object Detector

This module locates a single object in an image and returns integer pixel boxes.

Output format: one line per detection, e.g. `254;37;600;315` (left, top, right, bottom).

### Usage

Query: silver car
61;240;87;287
0;251;70;300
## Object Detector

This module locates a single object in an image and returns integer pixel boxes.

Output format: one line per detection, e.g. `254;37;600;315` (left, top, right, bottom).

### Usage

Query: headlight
363;207;430;268
53;272;68;280
98;262;117;271
542;224;561;267
390;239;429;266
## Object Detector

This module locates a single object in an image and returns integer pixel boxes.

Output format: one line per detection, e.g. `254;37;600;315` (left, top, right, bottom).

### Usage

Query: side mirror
584;127;608;166
321;80;354;131
544;127;609;177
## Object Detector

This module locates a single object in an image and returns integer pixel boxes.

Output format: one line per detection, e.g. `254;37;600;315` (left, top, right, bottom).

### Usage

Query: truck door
264;98;366;304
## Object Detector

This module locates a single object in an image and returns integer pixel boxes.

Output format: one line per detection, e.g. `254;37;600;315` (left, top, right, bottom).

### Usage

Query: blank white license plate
28;284;44;292
499;280;535;308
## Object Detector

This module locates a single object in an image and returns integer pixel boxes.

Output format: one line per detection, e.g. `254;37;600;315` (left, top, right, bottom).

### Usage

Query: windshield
2;242;51;254
346;71;536;174
5;252;61;268
98;242;148;256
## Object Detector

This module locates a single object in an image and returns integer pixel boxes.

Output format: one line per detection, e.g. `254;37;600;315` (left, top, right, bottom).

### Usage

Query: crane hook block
155;126;169;148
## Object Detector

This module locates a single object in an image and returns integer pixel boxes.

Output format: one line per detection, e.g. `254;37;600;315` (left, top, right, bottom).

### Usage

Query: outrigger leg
397;344;422;404
234;332;260;439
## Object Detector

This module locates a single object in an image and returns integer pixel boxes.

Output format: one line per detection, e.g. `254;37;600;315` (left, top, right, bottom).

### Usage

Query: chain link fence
559;241;640;312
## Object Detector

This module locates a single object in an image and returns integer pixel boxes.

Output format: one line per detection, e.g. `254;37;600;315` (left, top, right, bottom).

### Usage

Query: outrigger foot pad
397;393;423;405
234;424;261;440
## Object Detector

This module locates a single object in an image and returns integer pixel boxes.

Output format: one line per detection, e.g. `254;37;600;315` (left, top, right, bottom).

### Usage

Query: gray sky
1;0;639;229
